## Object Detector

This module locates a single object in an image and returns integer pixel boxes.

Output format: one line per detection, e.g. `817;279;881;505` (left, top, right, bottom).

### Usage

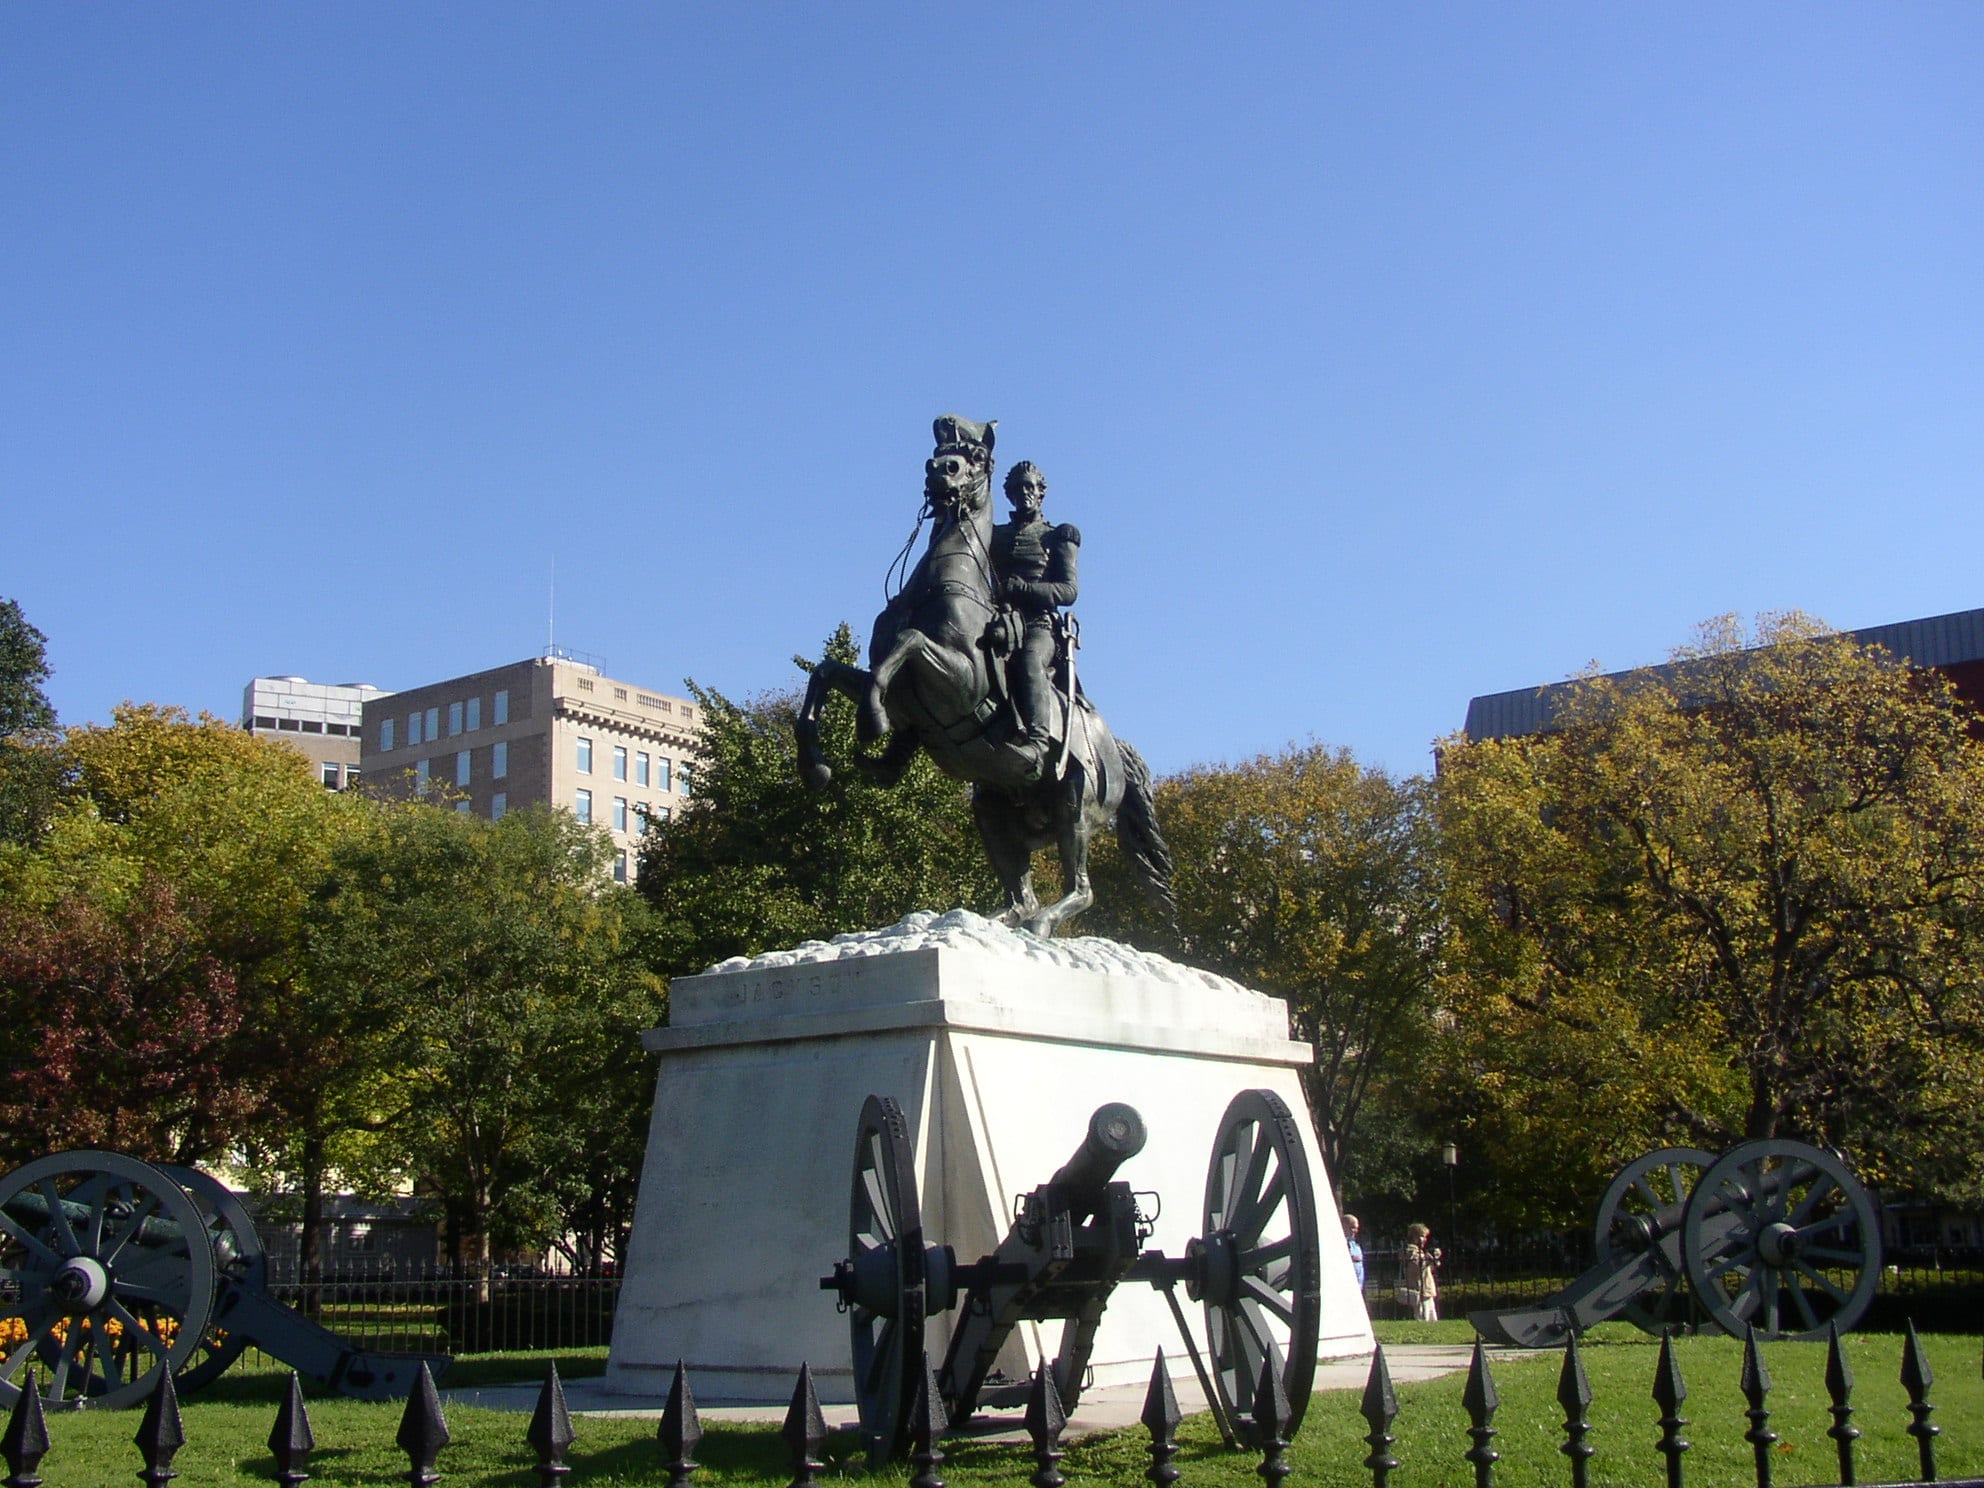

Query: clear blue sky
5;6;1980;779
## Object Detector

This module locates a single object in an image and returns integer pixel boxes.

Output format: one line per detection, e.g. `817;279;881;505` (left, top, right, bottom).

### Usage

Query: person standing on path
1399;1222;1441;1322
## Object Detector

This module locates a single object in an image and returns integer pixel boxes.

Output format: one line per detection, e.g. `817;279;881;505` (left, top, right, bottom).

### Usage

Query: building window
653;805;671;823
613;796;628;831
491;792;507;820
455;800;471;815
415;759;429;788
408;712;422;746
494;690;509;725
456;751;471;787
614;687;627;701
636;751;650;787
656;757;672;792
466;697;480;731
574;789;592;823
424;706;440;741
346;768;361;788
448;702;463;736
321;763;341;789
492;741;508;779
613;849;628;883
677;762;693;797
380;718;395;751
612;745;628;781
577;737;593;774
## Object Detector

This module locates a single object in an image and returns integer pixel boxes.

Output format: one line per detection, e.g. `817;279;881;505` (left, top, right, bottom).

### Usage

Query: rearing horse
795;416;1174;937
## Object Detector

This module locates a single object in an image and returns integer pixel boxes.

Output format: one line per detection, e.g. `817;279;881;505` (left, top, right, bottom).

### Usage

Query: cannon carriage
1471;1138;1882;1348
0;1150;451;1409
821;1088;1325;1463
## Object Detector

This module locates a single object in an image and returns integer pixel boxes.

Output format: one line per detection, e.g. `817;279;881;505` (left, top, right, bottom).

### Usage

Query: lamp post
1441;1142;1459;1252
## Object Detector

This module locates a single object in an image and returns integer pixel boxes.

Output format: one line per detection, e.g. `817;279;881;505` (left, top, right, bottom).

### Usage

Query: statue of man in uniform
990;460;1080;780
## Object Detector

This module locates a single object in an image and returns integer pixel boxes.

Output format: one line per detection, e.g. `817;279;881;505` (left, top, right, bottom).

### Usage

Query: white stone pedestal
603;912;1374;1404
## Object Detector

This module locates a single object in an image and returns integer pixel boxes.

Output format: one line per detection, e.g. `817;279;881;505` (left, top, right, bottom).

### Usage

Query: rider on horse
990;460;1080;782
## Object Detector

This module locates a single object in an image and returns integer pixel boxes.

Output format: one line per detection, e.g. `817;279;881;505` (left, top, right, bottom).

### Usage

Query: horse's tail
1114;739;1177;928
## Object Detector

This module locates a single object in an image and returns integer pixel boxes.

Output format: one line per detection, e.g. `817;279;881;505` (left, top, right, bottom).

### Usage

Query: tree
1433;613;1984;1225
0;878;259;1164
636;625;996;975
0;705;360;1171
0;597;59;845
306;802;666;1276
1087;744;1444;1201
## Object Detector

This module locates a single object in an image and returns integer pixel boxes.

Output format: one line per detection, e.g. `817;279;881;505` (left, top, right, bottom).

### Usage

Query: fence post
1740;1325;1776;1488
398;1361;451;1488
908;1364;947;1488
268;1371;315;1488
134;1364;185;1488
1901;1319;1939;1483
1360;1344;1400;1488
1558;1333;1593;1488
659;1361;702;1488
1815;1322;1857;1487
1;1377;49;1488
1652;1331;1689;1488
1026;1360;1068;1488
782;1364;828;1488
1462;1340;1499;1488
1142;1351;1182;1488
1253;1355;1293;1488
528;1363;575;1486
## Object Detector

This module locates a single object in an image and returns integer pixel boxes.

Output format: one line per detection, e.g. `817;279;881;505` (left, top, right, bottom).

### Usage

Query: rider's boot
1012;727;1054;783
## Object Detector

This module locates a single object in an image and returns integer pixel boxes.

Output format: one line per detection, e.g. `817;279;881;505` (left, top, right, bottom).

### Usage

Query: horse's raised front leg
865;628;980;745
1027;771;1097;937
795;658;871;789
974;788;1040;930
858;729;921;787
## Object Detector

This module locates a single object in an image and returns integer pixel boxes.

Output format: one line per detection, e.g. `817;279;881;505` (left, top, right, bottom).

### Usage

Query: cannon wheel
1196;1090;1321;1439
847;1095;926;1466
159;1165;266;1393
0;1151;217;1409
1682;1139;1881;1341
1593;1147;1715;1336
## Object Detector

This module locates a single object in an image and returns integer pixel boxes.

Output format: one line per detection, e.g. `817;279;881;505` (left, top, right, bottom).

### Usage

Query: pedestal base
603;912;1374;1403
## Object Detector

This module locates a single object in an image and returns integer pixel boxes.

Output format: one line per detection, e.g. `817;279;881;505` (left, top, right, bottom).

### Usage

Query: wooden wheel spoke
1789;1280;1822;1331
860;1167;893;1239
1789;1258;1851;1303
106;1299;167;1363
46;1316;87;1400
863;1318;897;1393
1240;1274;1295;1325
1242;1233;1297;1270
0;1210;60;1270
1232;1166;1287;1243
1789;1174;1838;1225
1796;1209;1858;1241
36;1182;80;1256
1;1303;62;1380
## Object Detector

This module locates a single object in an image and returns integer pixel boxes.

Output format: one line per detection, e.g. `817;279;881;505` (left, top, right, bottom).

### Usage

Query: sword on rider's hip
1056;613;1080;778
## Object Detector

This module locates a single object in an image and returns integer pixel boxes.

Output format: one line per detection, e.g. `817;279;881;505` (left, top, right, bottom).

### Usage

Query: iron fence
9;1325;1982;1488
1361;1238;1984;1327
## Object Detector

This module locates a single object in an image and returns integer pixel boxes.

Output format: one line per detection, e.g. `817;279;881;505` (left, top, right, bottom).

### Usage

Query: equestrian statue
795;415;1175;936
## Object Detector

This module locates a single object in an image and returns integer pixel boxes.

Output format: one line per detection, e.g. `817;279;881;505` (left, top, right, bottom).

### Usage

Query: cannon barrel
5;1188;190;1250
1047;1103;1147;1207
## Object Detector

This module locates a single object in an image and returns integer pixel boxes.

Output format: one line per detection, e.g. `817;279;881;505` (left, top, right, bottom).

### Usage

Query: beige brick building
243;676;391;791
359;653;701;882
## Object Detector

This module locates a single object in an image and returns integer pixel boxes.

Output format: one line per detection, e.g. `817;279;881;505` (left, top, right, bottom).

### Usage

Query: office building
242;676;391;791
1464;605;1984;743
360;652;702;883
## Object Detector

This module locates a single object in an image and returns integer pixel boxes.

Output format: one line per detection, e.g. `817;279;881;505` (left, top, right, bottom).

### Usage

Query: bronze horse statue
795;416;1174;936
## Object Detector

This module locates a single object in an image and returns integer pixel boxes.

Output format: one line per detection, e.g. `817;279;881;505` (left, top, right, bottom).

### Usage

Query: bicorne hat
931;414;996;455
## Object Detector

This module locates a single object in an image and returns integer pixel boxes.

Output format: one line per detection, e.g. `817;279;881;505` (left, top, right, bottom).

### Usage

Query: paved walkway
444;1345;1543;1443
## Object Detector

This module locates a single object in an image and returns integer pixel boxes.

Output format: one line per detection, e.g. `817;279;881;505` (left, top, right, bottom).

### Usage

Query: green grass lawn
20;1326;1984;1486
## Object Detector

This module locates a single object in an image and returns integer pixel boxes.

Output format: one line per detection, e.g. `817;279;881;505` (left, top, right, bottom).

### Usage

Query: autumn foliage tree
1434;614;1984;1224
1088;743;1443;1201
